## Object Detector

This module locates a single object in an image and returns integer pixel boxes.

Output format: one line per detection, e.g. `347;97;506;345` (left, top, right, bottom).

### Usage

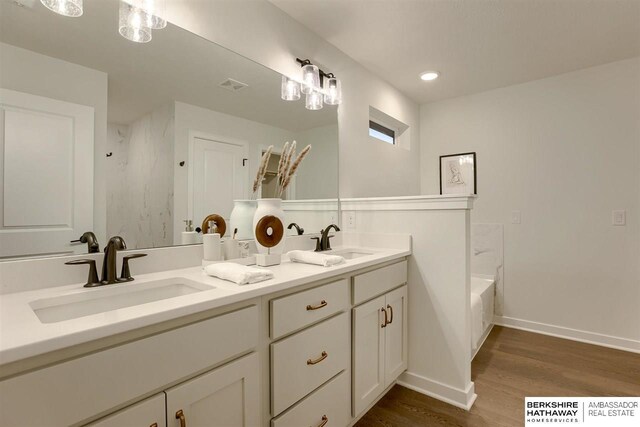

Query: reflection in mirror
0;0;338;259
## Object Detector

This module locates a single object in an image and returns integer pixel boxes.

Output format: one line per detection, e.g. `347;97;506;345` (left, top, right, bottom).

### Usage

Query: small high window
369;120;395;145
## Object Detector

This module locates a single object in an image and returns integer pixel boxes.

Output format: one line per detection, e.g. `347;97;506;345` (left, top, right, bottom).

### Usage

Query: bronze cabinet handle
312;415;329;427
306;300;327;311
387;304;394;325
150;424;158;427
381;307;388;328
176;409;186;427
307;351;328;365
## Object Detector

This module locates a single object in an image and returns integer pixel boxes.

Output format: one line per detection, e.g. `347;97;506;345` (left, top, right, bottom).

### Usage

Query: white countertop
0;245;409;365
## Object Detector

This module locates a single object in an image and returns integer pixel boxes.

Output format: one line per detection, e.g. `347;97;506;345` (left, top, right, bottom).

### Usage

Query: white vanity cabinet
352;261;408;417
87;393;166;427
165;353;260;427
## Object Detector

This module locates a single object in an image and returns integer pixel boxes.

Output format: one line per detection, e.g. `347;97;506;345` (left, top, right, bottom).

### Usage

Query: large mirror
0;0;338;259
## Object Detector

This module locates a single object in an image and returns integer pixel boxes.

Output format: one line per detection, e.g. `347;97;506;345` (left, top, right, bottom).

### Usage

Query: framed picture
439;152;477;195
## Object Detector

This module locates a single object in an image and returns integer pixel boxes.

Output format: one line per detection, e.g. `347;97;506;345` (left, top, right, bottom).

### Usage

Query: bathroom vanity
0;235;410;427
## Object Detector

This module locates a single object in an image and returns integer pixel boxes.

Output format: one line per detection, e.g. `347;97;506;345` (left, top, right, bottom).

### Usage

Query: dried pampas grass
252;145;273;197
279;144;311;198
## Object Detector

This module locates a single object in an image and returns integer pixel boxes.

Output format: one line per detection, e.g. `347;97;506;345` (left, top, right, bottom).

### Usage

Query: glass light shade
324;77;342;105
281;76;301;101
305;91;323;110
301;64;320;94
40;0;83;17
127;0;167;29
119;1;153;43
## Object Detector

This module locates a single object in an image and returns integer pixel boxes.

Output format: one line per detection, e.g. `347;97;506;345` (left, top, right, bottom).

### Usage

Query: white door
87;393;165;427
352;295;386;416
0;88;94;258
165;353;260;427
384;285;408;387
190;134;248;233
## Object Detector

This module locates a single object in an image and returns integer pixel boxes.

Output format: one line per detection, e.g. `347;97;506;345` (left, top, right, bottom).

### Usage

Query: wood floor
355;326;640;427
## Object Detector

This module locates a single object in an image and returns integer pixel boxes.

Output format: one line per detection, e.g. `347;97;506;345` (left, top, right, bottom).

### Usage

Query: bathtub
471;275;495;358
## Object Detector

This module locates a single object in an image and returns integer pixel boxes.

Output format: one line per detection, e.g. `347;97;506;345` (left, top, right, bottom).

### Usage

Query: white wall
165;0;421;198
293;124;338;200
0;42;108;247
421;57;640;349
106;103;175;249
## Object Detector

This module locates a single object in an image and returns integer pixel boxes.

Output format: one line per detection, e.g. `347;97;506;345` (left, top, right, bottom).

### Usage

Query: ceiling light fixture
40;0;83;17
420;71;440;81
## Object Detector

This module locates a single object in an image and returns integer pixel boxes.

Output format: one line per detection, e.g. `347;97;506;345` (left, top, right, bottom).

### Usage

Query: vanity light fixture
285;58;342;109
119;0;152;43
420;71;440;81
127;0;166;29
305;90;323;111
281;76;301;101
40;0;83;17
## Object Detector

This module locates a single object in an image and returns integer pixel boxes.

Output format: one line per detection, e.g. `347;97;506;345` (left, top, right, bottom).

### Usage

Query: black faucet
316;224;340;251
101;236;126;284
287;223;305;235
70;231;100;253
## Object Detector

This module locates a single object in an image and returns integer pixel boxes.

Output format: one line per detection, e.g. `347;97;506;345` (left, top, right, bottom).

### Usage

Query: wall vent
219;78;248;92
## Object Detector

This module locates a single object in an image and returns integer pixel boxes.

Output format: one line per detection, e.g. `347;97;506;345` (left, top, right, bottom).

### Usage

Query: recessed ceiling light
420;71;439;81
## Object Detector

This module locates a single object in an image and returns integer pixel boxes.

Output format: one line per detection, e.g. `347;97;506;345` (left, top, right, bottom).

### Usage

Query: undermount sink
331;250;374;260
30;278;214;324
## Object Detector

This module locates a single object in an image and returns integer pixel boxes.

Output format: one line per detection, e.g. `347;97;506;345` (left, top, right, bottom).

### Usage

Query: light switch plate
511;211;521;224
612;210;626;226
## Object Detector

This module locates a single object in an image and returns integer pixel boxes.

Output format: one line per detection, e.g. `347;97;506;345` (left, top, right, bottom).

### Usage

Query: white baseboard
494;316;640;354
397;372;477;410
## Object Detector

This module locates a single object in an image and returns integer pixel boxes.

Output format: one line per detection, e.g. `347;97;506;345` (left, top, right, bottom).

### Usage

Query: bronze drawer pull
307;351;328;365
306;300;327;311
381;307;388;328
387;304;394;325
176;409;186;427
150;424;158;427
312;415;329;427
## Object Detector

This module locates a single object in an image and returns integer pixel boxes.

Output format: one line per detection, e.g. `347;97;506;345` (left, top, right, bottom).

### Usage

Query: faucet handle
120;253;147;282
325;235;335;251
310;236;322;252
65;259;100;288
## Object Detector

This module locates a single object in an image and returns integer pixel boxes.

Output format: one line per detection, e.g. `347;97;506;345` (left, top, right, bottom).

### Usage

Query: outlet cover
511;211;521;224
346;212;356;229
612;210;626;226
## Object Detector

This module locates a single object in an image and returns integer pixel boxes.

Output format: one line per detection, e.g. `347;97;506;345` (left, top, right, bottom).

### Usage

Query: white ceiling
270;0;640;104
0;0;336;130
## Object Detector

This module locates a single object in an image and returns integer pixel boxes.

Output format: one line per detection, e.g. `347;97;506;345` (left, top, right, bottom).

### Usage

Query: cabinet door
86;393;165;427
165;353;260;427
352;295;386;416
384;285;408;387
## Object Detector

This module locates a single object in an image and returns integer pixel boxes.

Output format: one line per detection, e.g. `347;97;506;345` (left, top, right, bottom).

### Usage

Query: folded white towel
287;250;345;267
204;262;274;285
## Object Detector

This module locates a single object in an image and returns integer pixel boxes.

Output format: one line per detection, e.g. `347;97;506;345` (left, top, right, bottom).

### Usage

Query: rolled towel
204;262;274;285
287;250;345;267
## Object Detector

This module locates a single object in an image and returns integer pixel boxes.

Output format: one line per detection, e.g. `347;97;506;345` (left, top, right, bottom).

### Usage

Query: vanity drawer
271;370;350;427
271;312;349;416
352;260;407;305
270;279;349;339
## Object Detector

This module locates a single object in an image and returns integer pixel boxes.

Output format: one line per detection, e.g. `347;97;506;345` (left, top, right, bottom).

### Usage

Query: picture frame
439;152;477;195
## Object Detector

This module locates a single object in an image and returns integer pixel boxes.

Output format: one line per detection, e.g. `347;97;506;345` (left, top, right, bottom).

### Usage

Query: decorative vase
229;200;257;241
253;198;286;254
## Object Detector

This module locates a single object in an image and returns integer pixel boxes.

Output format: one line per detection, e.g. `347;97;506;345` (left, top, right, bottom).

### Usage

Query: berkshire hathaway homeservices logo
525;397;639;426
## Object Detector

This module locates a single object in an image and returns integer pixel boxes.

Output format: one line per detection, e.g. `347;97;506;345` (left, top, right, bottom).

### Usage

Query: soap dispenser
181;220;199;245
203;220;221;261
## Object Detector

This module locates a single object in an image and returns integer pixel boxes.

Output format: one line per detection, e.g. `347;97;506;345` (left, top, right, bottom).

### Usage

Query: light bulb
281;76;301;101
301;64;320;94
324;77;342;105
40;0;83;17
119;0;152;43
420;71;439;81
305;91;323;110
